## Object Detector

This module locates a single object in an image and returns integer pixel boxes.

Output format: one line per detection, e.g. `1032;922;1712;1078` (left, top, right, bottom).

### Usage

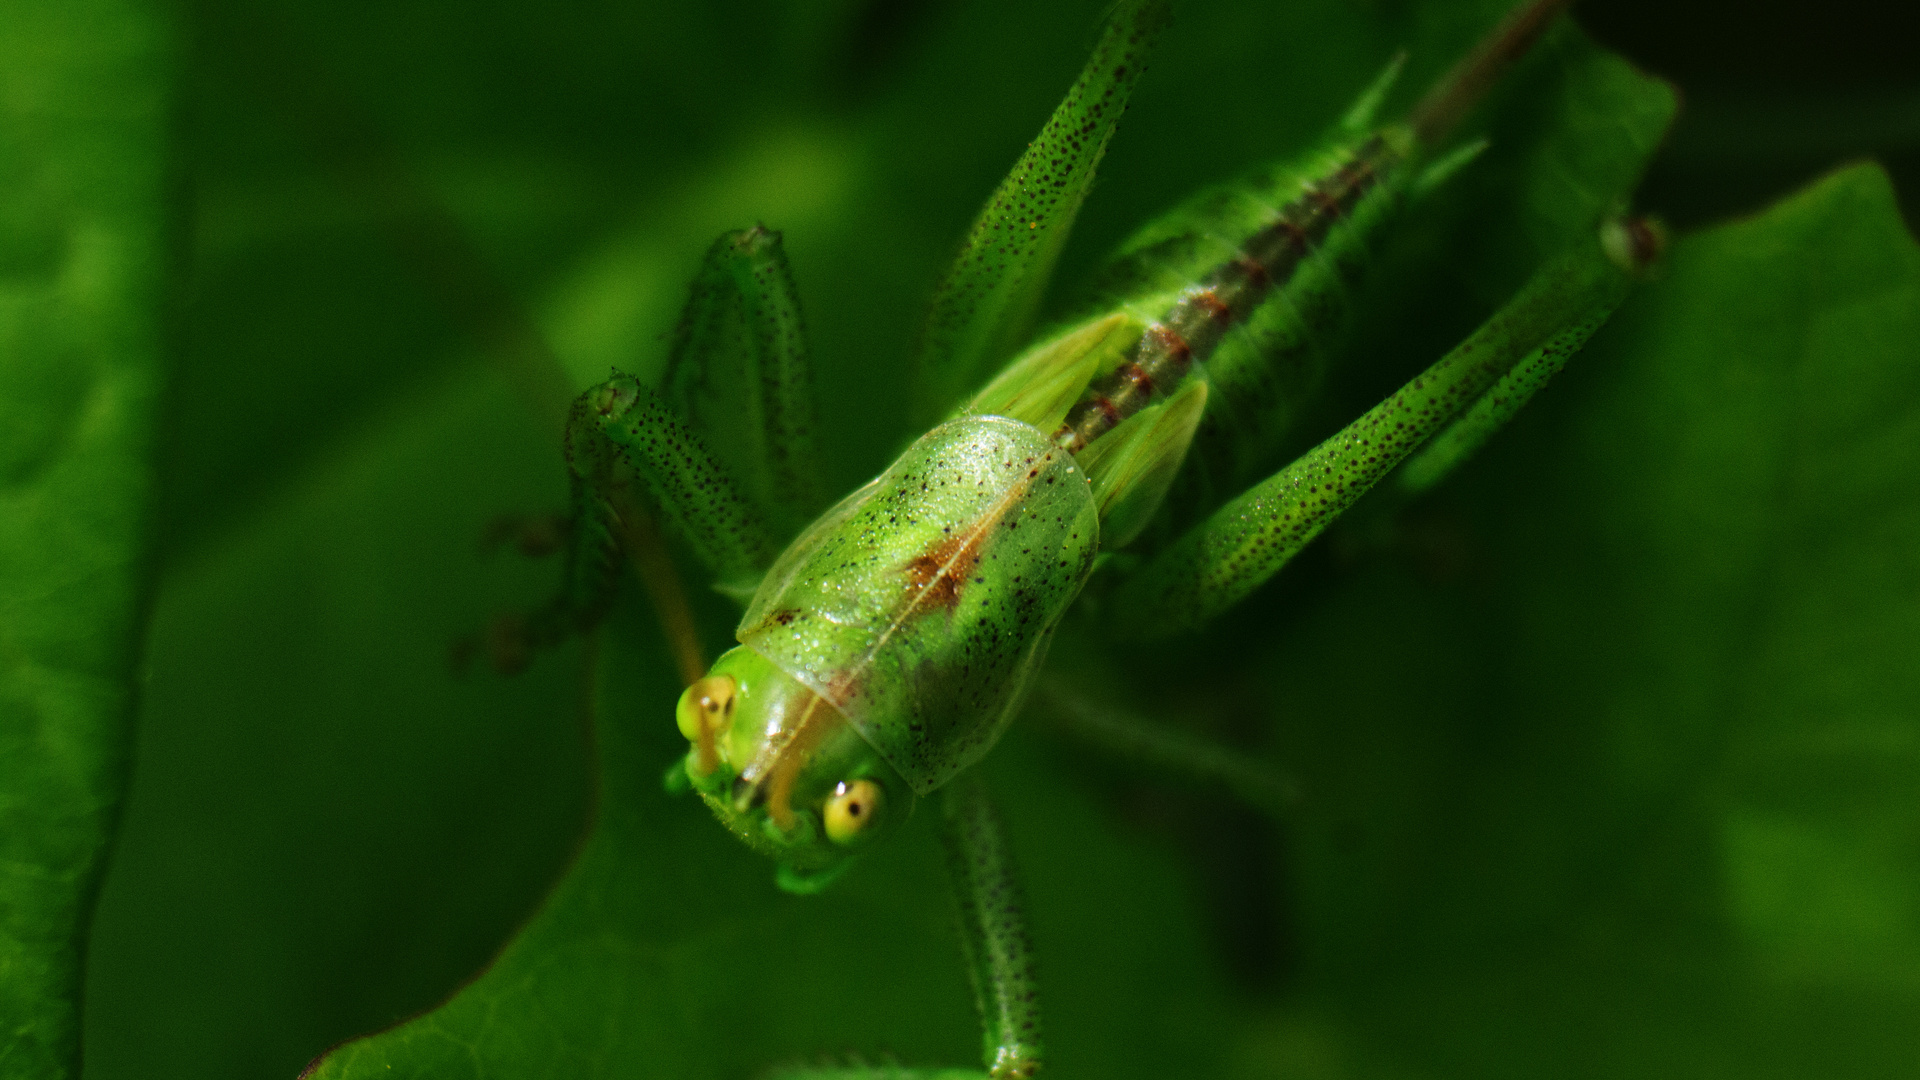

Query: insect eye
823;779;885;845
675;675;737;740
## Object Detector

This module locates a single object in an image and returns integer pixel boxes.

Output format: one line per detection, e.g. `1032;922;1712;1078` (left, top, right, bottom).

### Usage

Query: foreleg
474;225;821;675
476;375;773;674
664;226;826;537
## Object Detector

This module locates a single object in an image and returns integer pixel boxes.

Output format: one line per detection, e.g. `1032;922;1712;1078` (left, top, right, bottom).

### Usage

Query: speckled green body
739;416;1100;795
517;0;1627;857
1072;130;1413;507
500;2;1645;1076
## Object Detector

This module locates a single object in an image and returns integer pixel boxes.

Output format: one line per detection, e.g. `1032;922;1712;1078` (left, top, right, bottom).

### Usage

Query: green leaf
299;8;1685;1080
0;0;173;1075
66;0;1919;1077
1260;163;1920;1076
88;372;598;1077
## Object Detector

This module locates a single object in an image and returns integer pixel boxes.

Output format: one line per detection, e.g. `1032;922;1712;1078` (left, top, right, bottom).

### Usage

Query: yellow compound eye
675;675;737;775
823;779;884;845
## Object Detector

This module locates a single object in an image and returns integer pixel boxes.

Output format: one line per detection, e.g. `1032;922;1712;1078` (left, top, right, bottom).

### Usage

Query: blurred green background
11;0;1913;1076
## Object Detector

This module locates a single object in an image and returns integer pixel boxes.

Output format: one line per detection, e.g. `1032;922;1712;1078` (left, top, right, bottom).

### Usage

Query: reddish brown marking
1146;323;1192;364
1121;362;1155;395
900;446;1058;617
1192;289;1232;324
905;528;989;613
1092;393;1124;425
1233;254;1270;290
1306;185;1343;217
1275;218;1309;250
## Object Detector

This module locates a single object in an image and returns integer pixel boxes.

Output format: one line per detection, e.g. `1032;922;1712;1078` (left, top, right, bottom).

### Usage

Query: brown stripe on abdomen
1056;321;1197;450
1054;134;1397;454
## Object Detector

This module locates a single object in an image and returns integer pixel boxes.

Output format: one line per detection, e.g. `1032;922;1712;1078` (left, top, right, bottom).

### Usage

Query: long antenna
1408;0;1572;148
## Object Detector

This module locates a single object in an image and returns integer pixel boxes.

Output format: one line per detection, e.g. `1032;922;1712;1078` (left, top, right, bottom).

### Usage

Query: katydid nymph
487;0;1663;1075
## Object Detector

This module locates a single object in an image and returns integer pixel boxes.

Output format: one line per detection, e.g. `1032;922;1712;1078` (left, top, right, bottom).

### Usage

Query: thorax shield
739;415;1100;794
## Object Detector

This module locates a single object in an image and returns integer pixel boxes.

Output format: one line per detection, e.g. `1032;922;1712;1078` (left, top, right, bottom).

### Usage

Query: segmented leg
1035;682;1298;818
476;225;831;675
473;374;773;675
942;773;1043;1080
1112;216;1662;639
664;225;827;539
909;0;1168;424
1397;218;1669;494
570;376;774;591
759;775;1040;1080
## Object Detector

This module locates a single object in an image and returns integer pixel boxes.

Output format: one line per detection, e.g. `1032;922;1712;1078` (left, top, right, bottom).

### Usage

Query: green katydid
487;0;1664;1075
